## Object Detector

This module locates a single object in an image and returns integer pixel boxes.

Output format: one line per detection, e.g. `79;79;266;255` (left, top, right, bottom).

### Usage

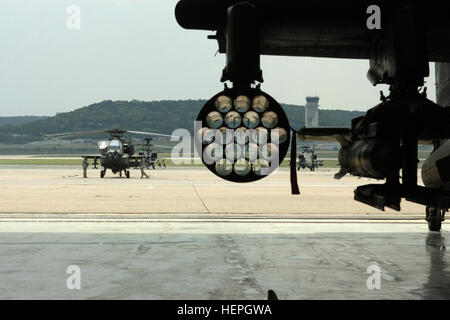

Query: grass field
0;159;84;165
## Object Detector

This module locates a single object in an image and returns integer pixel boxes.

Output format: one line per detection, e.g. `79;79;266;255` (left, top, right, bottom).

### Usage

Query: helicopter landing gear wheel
100;170;105;178
126;171;130;179
426;206;445;232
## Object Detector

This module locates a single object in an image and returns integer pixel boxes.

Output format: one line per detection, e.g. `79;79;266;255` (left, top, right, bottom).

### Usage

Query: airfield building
305;96;319;127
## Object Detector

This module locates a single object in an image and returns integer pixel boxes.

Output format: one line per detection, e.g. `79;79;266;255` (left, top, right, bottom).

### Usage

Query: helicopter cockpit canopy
98;141;109;149
106;140;122;153
98;141;110;154
304;152;313;162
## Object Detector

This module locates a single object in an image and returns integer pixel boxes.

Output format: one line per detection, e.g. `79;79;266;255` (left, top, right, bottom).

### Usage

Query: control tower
305;96;319;127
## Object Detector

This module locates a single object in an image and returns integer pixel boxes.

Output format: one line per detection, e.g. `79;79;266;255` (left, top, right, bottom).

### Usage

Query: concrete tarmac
0;217;448;299
0;166;446;300
0;166;425;215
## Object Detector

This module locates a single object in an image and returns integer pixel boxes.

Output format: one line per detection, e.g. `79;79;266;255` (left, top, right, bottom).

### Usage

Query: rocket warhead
196;87;290;183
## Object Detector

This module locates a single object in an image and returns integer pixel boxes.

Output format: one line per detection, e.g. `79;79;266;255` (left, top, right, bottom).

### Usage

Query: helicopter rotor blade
135;143;174;149
46;130;110;138
47;128;182;141
126;130;181;141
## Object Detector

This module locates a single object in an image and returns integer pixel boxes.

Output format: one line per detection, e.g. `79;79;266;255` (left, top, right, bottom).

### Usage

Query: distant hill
0;100;365;144
0;116;48;127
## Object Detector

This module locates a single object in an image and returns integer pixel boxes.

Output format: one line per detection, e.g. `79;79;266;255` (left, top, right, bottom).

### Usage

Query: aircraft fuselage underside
176;0;450;230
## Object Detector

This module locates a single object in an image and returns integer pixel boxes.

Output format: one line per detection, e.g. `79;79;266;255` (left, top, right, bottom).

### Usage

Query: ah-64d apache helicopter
297;146;323;172
138;137;169;169
47;129;177;178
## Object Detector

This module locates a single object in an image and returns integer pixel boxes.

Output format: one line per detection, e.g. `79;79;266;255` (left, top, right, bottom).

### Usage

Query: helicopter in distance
297;146;323;172
137;137;168;169
46;129;177;178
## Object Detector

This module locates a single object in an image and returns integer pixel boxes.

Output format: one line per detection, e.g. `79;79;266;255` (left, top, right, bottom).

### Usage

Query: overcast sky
0;0;437;116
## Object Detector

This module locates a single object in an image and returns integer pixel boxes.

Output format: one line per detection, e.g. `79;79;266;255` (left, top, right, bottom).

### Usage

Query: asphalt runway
0;166;447;300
